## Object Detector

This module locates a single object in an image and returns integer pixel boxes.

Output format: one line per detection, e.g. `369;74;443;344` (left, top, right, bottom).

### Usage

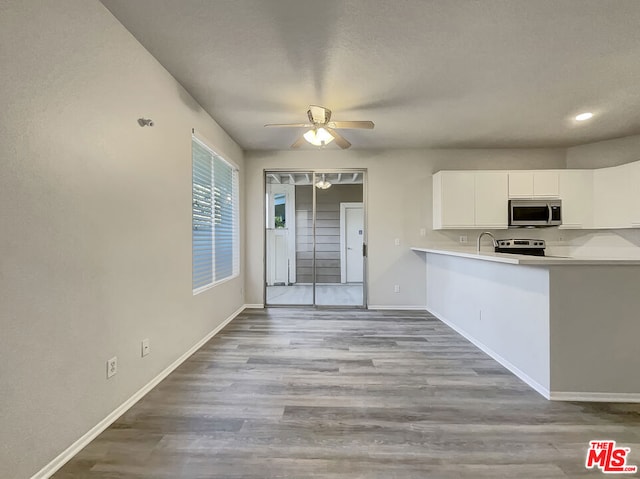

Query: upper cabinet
433;160;640;231
433;171;508;230
593;161;640;229
593;165;629;229
433;171;475;229
508;171;559;198
558;170;593;229
625;161;640;227
533;171;560;197
475;172;509;228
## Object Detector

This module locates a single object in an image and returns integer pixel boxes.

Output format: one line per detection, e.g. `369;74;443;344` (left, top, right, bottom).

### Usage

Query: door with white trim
266;183;296;286
341;203;364;283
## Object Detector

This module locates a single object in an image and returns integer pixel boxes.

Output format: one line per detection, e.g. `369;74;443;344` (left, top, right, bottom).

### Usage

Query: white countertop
411;247;640;265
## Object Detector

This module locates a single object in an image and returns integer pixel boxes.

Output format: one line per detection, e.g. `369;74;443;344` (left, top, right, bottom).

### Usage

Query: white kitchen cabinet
475;171;508;228
508;171;559;198
533;171;559;197
434;160;640;231
433;171;508;229
433;171;475;229
508;171;534;197
593;164;631;229
627;161;640;227
558;170;593;229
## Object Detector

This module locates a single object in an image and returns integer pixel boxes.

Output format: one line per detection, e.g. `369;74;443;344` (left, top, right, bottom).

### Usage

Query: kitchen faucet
476;232;497;254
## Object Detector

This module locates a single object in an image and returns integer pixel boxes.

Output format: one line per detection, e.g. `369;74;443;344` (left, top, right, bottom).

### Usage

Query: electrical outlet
141;338;150;357
107;356;117;378
419;228;426;237
394;284;400;293
459;235;468;244
394;238;400;246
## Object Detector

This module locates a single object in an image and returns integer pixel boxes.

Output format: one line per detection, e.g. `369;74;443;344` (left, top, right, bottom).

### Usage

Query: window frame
191;133;240;295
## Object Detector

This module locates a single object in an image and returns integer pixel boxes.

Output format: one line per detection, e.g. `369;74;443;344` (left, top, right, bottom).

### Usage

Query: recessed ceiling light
575;112;593;121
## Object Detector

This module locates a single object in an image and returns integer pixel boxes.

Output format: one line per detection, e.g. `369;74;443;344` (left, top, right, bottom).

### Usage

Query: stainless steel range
495;238;546;256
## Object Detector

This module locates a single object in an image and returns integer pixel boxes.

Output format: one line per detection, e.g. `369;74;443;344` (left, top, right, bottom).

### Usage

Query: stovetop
495;239;546;256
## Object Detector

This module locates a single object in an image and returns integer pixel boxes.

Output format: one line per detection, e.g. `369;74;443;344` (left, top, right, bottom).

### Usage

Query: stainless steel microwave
509;199;562;227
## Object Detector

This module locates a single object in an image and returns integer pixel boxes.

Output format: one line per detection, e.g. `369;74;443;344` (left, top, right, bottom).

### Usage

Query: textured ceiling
100;0;640;150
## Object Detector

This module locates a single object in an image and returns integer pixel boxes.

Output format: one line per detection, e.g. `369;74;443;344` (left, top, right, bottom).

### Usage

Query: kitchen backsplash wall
429;228;640;259
562;229;640;258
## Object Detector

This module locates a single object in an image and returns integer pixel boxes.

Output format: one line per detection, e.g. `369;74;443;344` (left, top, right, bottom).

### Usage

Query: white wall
0;2;245;478
566;134;640;169
245;148;565;307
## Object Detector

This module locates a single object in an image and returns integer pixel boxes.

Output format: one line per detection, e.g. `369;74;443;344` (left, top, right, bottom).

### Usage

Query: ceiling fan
264;105;374;149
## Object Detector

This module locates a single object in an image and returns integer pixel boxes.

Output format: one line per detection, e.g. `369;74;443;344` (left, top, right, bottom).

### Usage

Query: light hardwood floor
54;308;640;478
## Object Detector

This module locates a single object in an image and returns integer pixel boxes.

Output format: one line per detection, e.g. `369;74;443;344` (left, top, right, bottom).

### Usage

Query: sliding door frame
263;168;368;308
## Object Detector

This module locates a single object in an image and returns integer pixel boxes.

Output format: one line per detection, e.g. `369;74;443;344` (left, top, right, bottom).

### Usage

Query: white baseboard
430;309;640;403
428;308;551;400
243;303;264;308
368;305;427;311
550;391;640;402
31;305;246;479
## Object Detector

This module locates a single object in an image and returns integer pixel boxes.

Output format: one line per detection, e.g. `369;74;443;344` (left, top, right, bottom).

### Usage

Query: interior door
266;183;296;285
344;204;364;283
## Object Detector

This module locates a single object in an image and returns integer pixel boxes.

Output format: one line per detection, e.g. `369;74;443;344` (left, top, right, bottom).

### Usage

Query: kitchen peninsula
412;247;640;402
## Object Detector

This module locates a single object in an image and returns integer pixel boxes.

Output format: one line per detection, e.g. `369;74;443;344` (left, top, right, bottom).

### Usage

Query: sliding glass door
265;172;311;305
265;170;366;307
313;171;365;306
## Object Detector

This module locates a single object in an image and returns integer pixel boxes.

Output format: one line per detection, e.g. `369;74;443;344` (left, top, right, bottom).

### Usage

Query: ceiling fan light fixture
303;127;334;146
315;173;332;189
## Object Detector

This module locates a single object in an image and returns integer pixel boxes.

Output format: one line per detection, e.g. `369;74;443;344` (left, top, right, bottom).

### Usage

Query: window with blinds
192;135;239;293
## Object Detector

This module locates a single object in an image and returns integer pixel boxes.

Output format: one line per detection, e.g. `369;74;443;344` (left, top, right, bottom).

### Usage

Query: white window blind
192;135;239;293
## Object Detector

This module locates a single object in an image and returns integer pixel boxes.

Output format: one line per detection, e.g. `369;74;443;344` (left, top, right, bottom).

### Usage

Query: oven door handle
547;204;553;224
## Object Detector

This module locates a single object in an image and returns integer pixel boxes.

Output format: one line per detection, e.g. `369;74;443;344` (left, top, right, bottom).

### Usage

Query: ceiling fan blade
265;123;313;128
326;128;351;149
326;121;375;130
291;135;307;148
309;105;331;124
